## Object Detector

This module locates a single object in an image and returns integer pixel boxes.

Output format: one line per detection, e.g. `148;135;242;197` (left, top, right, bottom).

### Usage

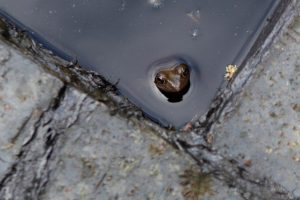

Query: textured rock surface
0;4;299;200
0;40;242;200
0;42;63;179
213;14;300;198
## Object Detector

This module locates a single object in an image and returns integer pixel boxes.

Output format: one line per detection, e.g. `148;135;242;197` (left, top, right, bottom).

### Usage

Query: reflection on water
0;0;279;127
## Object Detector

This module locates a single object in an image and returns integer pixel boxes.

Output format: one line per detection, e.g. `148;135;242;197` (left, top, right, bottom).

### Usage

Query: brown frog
154;63;190;93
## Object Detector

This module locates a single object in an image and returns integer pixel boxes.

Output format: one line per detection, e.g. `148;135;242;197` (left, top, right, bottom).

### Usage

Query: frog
154;63;190;94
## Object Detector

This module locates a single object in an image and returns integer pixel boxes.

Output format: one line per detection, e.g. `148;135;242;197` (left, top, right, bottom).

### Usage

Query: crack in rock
0;86;87;200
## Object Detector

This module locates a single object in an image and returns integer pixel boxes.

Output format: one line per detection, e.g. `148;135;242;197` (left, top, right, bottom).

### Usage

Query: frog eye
177;64;189;77
154;74;166;85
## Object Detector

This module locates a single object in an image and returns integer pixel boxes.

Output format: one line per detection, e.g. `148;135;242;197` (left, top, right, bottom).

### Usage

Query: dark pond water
0;0;279;127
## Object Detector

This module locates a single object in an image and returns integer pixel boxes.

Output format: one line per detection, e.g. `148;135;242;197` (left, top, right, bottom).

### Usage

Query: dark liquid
0;0;280;127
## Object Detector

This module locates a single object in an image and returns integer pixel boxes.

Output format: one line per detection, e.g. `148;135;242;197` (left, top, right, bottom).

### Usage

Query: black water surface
0;0;280;127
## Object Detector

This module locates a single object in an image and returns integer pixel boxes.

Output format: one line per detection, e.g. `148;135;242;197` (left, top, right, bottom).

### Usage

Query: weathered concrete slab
40;88;242;200
213;14;300;198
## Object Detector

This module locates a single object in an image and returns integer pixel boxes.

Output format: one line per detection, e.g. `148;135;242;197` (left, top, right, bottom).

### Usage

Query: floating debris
224;64;238;81
190;28;199;39
187;9;201;23
148;0;164;8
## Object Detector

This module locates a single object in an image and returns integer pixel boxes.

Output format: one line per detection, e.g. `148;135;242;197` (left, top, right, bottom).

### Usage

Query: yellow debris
224;64;238;80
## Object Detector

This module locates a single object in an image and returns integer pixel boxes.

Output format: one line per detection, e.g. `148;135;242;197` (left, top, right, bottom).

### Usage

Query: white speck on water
191;28;199;39
148;0;164;8
48;10;57;15
72;4;76;8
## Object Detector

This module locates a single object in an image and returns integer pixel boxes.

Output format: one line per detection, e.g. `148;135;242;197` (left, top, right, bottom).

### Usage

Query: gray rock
213;12;300;199
0;41;63;179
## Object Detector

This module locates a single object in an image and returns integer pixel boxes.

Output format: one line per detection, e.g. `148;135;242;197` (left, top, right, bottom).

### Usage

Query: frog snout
168;75;182;92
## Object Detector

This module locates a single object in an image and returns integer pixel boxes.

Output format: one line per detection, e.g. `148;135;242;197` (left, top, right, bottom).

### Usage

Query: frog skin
154;63;190;93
